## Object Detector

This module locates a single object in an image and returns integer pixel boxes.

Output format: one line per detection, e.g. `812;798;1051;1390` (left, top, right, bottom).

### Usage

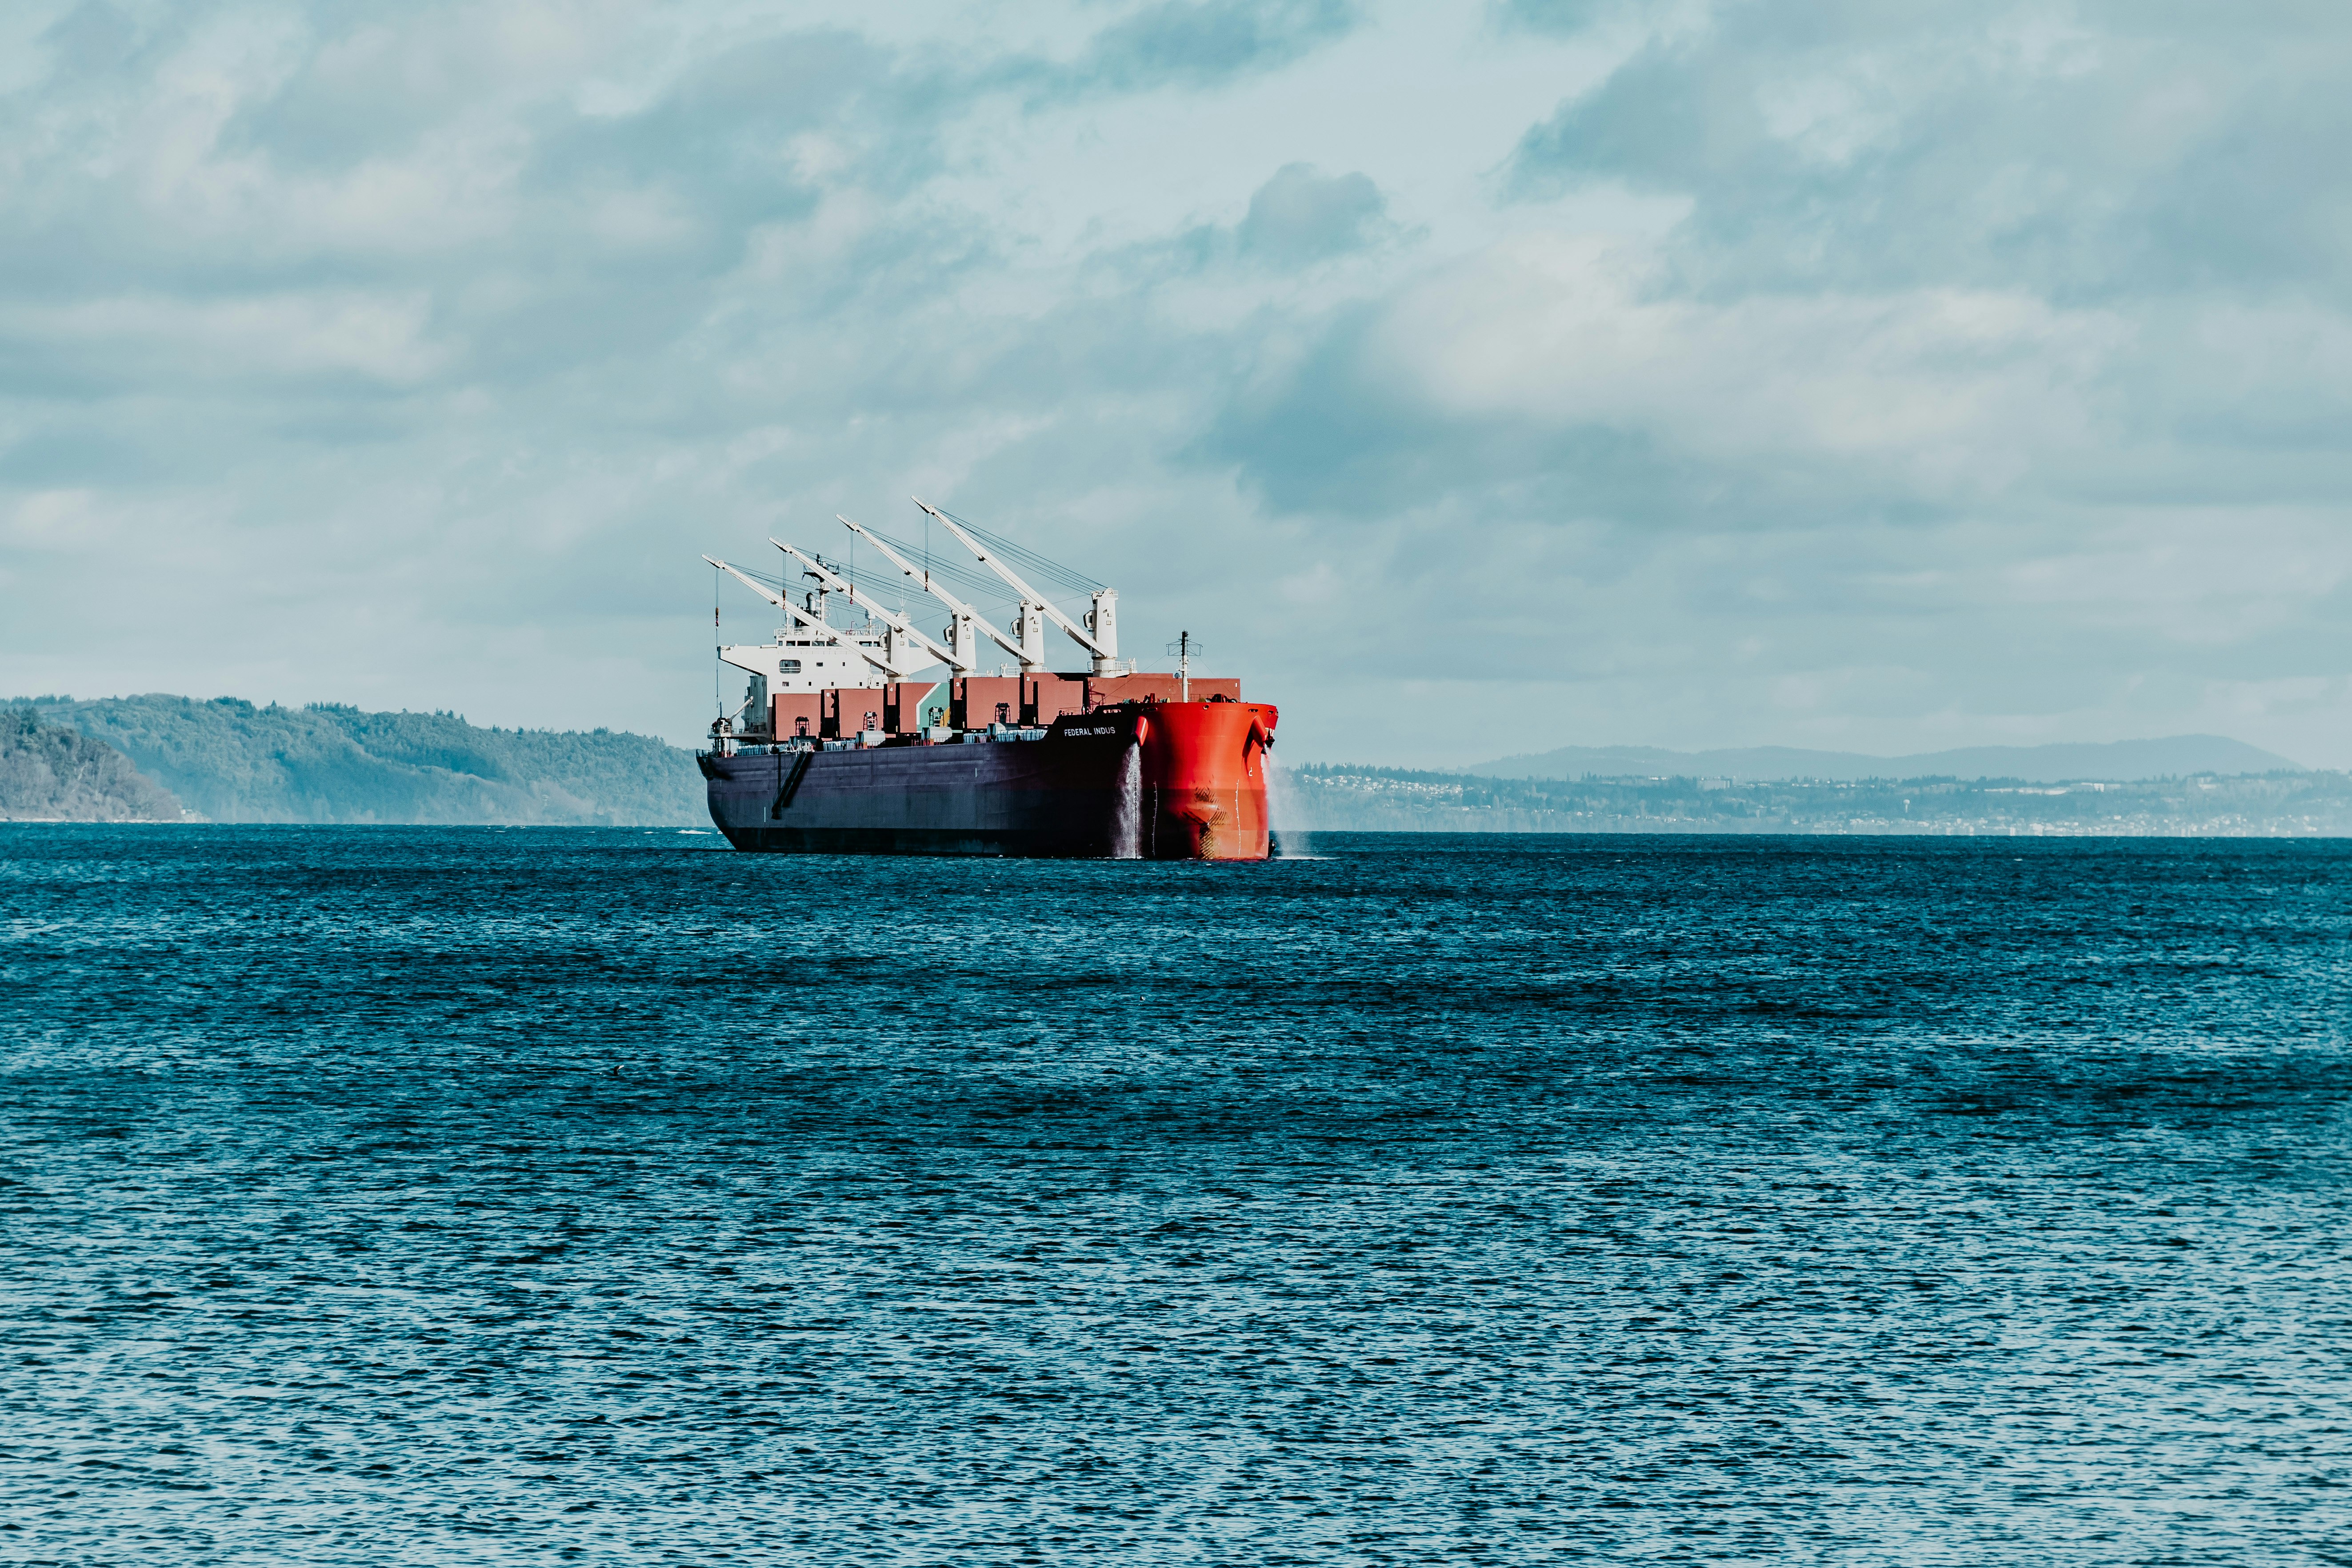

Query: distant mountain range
9;696;702;825
1467;735;2306;784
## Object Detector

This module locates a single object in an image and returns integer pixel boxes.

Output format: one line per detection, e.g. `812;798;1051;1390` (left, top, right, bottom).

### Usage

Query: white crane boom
772;539;965;673
705;556;824;632
912;497;1114;663
703;555;901;679
835;515;1033;669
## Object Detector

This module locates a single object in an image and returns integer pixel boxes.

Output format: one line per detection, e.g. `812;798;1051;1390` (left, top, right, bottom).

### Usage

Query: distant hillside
0;708;184;821
16;696;702;826
1468;735;2304;784
1284;764;2352;836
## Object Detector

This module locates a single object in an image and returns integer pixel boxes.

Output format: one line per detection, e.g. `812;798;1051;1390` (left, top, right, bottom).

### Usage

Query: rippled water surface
5;826;2350;1565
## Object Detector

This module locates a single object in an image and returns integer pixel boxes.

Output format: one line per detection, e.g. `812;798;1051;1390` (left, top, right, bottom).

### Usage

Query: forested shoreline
8;696;701;825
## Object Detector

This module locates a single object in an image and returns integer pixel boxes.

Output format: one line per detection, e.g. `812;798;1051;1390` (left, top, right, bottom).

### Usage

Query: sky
3;0;2348;768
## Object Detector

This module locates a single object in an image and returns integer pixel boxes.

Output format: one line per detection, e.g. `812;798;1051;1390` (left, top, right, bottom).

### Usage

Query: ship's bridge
720;632;890;696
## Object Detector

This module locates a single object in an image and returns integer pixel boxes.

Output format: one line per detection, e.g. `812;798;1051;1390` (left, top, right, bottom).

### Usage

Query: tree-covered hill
12;696;702;826
0;707;184;821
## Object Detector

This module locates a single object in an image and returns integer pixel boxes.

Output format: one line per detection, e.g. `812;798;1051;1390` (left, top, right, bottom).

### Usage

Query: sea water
3;826;2348;1565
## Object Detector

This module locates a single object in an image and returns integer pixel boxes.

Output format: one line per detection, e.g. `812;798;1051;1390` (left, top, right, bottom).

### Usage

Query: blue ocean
4;826;2348;1565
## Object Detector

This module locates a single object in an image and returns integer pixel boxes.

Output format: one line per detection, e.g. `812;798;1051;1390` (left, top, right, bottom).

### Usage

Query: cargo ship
696;501;1278;859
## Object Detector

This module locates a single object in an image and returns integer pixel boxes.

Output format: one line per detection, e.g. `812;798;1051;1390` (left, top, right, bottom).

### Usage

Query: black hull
704;822;1110;855
700;725;1137;858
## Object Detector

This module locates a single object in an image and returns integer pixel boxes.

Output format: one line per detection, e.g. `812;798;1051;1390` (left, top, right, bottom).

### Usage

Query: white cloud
1371;235;2127;493
4;488;118;552
4;290;455;386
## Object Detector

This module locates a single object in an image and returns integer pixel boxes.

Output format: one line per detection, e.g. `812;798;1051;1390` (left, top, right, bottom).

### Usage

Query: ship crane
835;515;1036;675
705;556;837;643
703;554;910;681
913;498;1123;676
771;539;968;674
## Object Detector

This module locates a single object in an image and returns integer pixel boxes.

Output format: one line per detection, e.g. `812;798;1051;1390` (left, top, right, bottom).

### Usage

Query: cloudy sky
4;0;2348;766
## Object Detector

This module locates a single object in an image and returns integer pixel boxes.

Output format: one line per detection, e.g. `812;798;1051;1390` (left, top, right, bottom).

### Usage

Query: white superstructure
704;502;1125;730
704;556;898;695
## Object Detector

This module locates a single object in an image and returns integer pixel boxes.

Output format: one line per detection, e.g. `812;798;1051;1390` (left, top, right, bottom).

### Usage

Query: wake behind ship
697;500;1277;859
